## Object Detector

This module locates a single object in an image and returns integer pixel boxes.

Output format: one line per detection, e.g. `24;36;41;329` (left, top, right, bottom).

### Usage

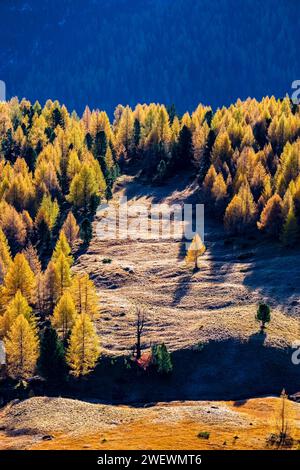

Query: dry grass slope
76;174;300;355
0;396;299;450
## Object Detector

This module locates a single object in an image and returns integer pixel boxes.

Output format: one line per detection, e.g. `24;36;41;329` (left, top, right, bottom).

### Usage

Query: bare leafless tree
134;306;146;359
279;389;289;443
273;389;294;448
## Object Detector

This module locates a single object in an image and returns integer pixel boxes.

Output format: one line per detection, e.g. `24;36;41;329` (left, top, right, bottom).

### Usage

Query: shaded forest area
0;0;299;114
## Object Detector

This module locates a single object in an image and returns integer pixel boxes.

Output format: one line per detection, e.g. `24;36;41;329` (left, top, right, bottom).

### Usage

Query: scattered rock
123;266;134;273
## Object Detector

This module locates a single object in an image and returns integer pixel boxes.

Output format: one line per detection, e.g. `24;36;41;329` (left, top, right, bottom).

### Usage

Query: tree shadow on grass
248;330;267;347
242;242;300;314
171;270;193;306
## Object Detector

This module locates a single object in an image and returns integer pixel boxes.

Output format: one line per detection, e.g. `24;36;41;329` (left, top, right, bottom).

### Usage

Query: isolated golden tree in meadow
66;313;100;377
185;233;206;270
4;314;39;380
133;305;146;360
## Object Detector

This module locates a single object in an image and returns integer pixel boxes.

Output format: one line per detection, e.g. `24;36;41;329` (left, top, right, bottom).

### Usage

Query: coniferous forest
1;0;299;114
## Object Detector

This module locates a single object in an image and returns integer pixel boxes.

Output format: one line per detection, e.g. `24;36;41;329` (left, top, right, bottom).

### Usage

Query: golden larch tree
0;227;12;270
211;131;233;170
0;290;34;337
185;233;206;270
35;194;60;232
62;212;80;250
43;260;57;313
2;253;36;305
0;203;27;248
224;194;244;233
115;105;134;158
52;291;77;340
5;314;39;380
52;230;73;266
211;172;227;203
67;163;99;210
21;210;33;237
70;273;99;318
257;194;284;237
0;227;12;283
104;146;114;172
54;253;72;299
66;313;100;377
192;122;209;169
22;243;41;275
67;149;81;181
203;164;217;194
36;271;47;318
280;207;299;247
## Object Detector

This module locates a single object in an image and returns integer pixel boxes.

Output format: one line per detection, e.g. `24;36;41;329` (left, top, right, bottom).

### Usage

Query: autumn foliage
0;97;109;380
198;97;300;243
1;95;300;382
